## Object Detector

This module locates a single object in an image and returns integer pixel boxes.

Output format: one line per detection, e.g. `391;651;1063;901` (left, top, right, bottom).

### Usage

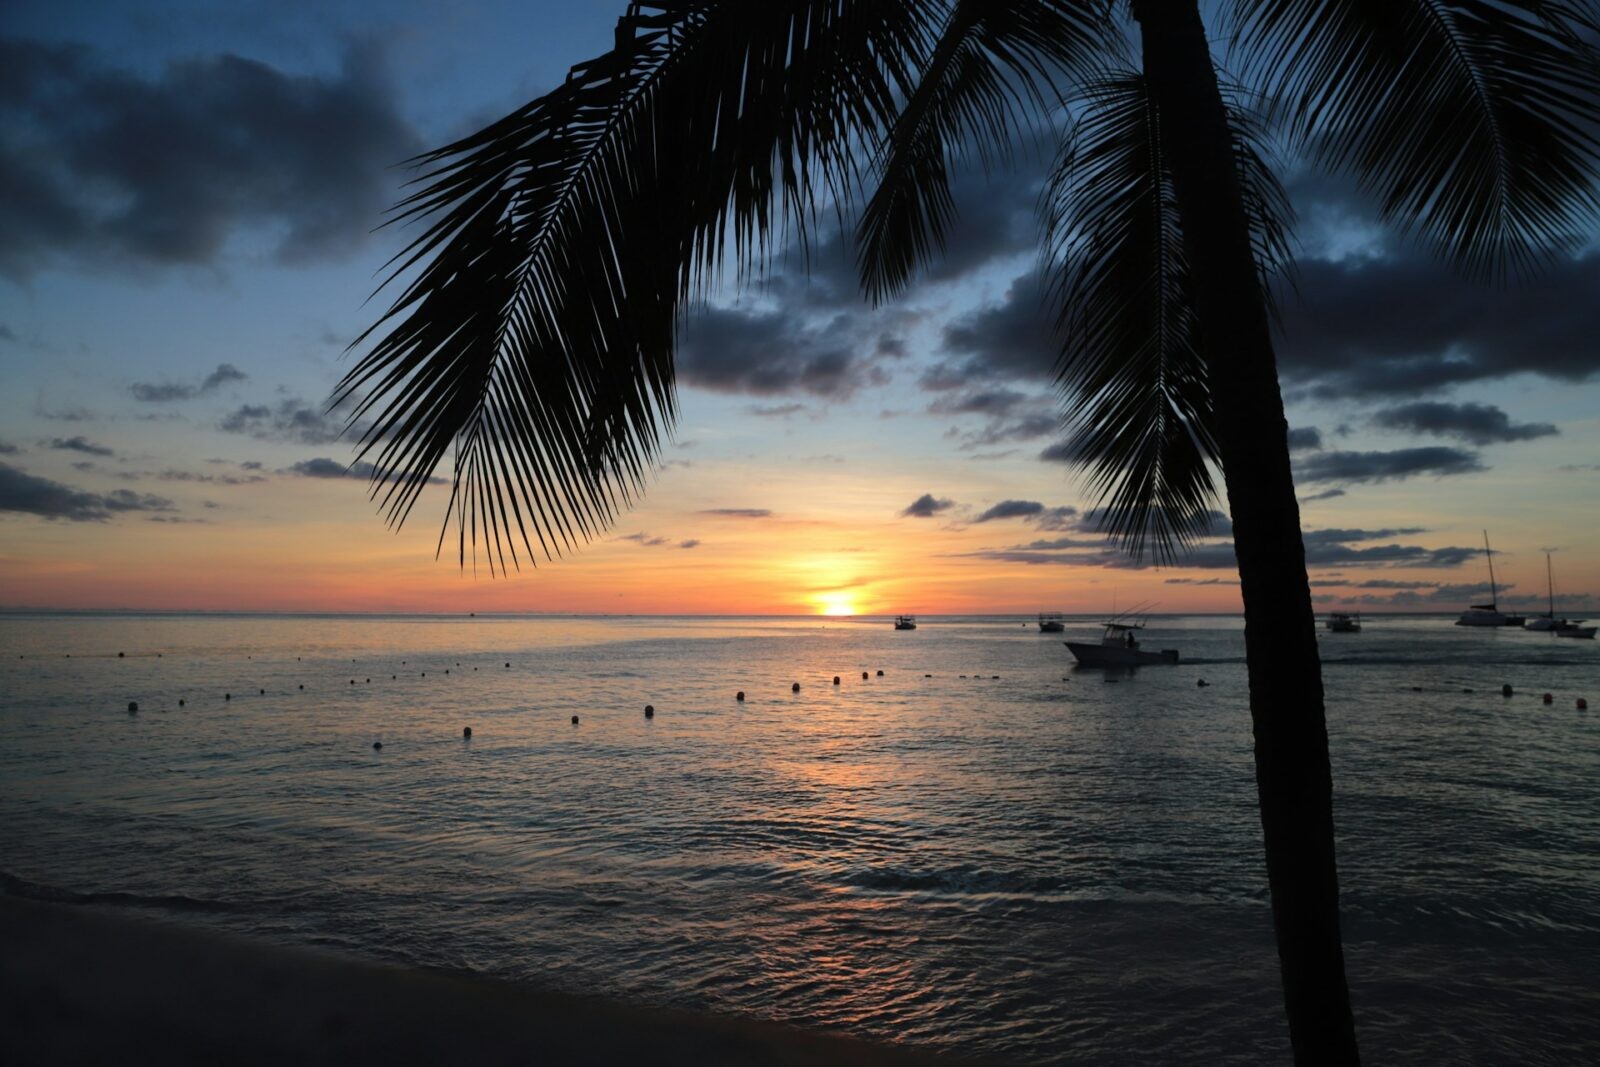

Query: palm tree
339;2;1600;1061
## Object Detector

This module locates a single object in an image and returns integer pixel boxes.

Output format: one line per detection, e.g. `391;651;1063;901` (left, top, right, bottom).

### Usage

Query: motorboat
1037;612;1065;633
1554;620;1596;639
1326;612;1361;633
1066;620;1179;667
1456;531;1525;627
893;615;917;631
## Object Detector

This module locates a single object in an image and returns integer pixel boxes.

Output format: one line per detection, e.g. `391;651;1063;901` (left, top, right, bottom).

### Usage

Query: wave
0;870;236;913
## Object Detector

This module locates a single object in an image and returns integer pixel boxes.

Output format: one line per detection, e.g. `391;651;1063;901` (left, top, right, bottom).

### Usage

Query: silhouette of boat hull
1065;642;1179;666
893;615;917;630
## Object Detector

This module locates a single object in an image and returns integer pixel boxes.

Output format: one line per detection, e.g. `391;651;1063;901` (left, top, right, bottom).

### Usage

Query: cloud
0;439;19;454
1300;488;1346;502
1370;401;1558;445
678;539;700;549
1295;447;1485;484
699;508;772;518
285;456;443;485
1276;252;1600;399
0;38;420;279
618;531;669;546
49;435;114;457
129;362;248;403
925;272;1058;389
0;462;175;521
677;305;889;399
901;493;955;518
746;403;808;418
219;398;346;444
974;499;1045;522
1287;427;1323;452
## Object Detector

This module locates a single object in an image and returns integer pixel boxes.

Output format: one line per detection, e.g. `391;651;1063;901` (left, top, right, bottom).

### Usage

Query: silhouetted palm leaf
337;1;929;571
1232;0;1600;277
855;0;1111;302
1045;71;1293;562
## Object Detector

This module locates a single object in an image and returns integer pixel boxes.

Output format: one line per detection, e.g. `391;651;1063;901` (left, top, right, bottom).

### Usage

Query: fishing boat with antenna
1456;531;1525;627
1065;602;1179;666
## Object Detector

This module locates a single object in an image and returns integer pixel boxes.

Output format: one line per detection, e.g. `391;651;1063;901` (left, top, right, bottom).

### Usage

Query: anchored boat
1326;612;1362;633
1456;531;1525;627
893;615;917;631
1065;613;1178;667
1037;612;1065;633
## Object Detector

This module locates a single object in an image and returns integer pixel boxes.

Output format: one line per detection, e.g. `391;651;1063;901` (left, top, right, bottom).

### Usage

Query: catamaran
1456;531;1525;627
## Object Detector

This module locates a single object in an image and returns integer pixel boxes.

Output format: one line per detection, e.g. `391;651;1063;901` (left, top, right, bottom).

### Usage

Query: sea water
1;613;1597;1063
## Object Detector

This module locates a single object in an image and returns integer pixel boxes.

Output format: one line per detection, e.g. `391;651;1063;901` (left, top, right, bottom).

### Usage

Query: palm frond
856;0;1113;303
1045;70;1292;563
338;1;930;572
1232;0;1600;278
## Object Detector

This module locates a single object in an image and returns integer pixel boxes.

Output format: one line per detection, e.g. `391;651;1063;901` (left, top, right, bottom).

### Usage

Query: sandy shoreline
0;896;987;1066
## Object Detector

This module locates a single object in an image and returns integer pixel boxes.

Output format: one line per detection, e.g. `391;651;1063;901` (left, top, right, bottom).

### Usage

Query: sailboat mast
1547;553;1555;619
1483;530;1498;608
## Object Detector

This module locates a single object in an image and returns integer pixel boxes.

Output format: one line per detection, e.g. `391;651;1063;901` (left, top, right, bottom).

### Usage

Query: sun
815;593;857;617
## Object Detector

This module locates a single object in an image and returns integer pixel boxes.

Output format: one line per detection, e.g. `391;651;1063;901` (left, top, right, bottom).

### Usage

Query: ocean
2;612;1596;1063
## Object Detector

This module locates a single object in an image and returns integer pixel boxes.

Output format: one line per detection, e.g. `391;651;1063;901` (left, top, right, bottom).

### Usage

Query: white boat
1456;532;1525;627
1038;612;1065;633
1066;620;1179;667
893;615;917;631
1326;612;1361;633
1554;620;1596;639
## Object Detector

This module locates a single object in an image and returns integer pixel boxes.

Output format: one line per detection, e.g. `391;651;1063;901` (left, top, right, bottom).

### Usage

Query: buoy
960;675;967;679
421;672;426;677
862;672;868;680
644;705;654;718
1197;679;1209;688
1543;693;1553;704
571;715;580;724
792;682;801;692
373;741;382;750
736;691;745;701
925;674;932;678
1462;688;1474;694
833;676;840;685
178;699;185;707
127;701;138;712
224;693;231;701
1579;698;1589;710
505;663;510;668
1411;686;1422;692
118;651;124;658
365;678;370;683
445;669;450;674
299;684;304;690
992;675;999;680
463;727;472;738
350;680;355;685
876;670;884;677
1501;684;1513;697
260;688;265;695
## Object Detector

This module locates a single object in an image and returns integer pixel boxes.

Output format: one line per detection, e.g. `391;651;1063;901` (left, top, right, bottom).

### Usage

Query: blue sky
3;1;1597;613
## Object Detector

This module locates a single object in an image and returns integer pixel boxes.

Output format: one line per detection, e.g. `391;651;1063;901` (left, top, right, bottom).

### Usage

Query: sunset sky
3;0;1597;615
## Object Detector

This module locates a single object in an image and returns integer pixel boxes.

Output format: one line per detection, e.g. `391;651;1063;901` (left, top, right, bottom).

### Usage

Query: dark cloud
1302;527;1427;545
130;362;248;403
1370;401;1558;445
219;398;345;445
678;539;701;549
1038;440;1077;464
0;439;19;454
746;403;808;418
926;272;1058;389
1276;253;1600;399
618;531;670;546
1300;488;1346;502
0;38;419;279
49;435;114;457
155;468;267;485
1287;426;1323;452
901;493;955;518
1295;447;1485;484
0;462;174;521
700;508;772;518
677;305;889;399
285;457;442;484
975;499;1045;523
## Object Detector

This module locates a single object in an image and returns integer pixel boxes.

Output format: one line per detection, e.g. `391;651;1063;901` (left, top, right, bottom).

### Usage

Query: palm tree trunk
1128;2;1360;1063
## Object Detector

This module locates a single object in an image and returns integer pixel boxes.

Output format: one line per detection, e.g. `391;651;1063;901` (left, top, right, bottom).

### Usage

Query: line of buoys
463;726;472;738
644;704;654;718
736;691;745;701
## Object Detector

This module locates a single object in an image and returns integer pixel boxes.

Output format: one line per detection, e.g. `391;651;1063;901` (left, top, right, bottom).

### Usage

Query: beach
0;895;974;1065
